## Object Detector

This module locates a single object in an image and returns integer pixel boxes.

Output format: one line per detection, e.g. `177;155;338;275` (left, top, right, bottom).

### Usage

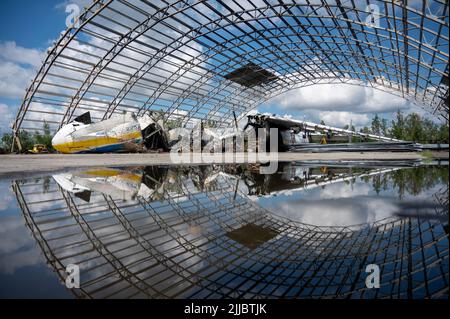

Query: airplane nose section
52;130;69;153
51;132;62;147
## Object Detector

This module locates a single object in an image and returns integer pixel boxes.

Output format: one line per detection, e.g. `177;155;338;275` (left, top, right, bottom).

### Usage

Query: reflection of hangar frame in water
12;164;449;298
11;0;449;151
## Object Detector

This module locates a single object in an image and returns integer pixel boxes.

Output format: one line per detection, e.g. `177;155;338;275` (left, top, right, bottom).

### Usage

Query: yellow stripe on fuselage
53;131;142;154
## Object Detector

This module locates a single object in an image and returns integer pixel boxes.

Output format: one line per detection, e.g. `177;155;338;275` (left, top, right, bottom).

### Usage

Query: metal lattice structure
12;165;449;298
11;0;449;150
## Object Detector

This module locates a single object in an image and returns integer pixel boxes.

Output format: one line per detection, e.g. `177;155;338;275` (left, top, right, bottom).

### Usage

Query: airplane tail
73;112;92;124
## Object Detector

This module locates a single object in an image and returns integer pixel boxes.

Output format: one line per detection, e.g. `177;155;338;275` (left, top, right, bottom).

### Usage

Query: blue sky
0;1;69;48
0;0;76;134
0;0;444;136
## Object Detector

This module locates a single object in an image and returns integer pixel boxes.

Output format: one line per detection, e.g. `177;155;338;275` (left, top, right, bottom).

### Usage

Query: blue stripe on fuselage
76;138;142;153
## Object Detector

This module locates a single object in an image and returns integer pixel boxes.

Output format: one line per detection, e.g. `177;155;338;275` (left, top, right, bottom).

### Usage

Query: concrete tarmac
0;152;448;178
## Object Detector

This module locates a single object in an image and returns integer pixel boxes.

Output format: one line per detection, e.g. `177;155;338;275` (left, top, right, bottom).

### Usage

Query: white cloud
0;41;44;67
0;103;14;133
272;83;410;114
0;61;36;99
278;83;362;110
0;42;44;101
318;111;370;127
264;82;419;127
0;42;47;133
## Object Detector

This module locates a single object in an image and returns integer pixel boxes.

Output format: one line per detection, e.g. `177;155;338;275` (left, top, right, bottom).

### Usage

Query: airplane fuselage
52;112;155;154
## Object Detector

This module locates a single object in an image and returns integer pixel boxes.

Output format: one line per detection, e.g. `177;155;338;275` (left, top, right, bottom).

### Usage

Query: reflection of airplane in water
234;164;402;196
52;162;448;222
52;167;167;202
12;162;449;299
51;163;396;199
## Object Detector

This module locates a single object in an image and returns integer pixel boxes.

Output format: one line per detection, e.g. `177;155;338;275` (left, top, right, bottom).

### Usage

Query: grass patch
421;151;434;161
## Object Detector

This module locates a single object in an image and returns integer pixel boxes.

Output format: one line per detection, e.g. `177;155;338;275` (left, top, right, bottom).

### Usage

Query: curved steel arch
11;0;449;150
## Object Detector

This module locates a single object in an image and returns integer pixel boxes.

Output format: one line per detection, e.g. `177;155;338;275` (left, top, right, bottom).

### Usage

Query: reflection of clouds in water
0;215;42;274
21;183;62;212
319;182;371;199
256;170;448;227
272;197;397;227
0;179;79;275
0;181;44;274
256;178;398;227
255;182;397;226
0;247;42;275
0;216;32;254
32;193;208;294
0;181;14;211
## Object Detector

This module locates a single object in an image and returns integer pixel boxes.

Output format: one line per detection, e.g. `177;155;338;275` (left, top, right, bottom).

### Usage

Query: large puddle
0;161;448;298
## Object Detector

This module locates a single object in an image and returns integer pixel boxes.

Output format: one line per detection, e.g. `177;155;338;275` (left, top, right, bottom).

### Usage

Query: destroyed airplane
244;114;404;151
51;111;443;154
51;112;169;153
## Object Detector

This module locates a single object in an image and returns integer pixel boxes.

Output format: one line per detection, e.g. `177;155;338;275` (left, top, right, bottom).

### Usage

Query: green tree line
1;122;54;153
359;111;448;143
361;165;448;199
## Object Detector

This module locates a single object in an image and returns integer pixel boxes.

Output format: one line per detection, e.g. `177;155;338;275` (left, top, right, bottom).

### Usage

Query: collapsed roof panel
226;223;279;249
224;62;279;88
